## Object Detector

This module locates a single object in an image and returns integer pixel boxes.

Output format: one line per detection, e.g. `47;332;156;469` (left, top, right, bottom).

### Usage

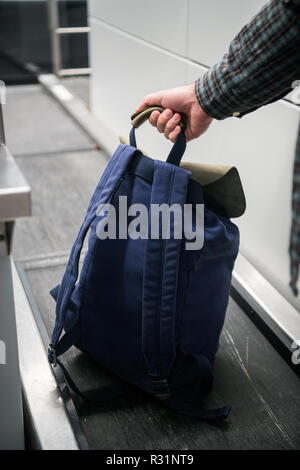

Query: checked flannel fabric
195;0;300;295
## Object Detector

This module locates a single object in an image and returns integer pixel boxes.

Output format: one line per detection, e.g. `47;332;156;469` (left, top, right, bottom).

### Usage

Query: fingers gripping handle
130;106;187;166
131;106;186;130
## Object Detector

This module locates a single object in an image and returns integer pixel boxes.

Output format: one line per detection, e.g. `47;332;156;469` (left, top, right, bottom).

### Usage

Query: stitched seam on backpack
80;175;127;341
61;145;125;345
79;146;129;342
157;166;175;363
177;267;193;346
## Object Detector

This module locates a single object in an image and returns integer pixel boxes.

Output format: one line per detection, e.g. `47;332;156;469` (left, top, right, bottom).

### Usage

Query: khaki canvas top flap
180;162;246;218
119;133;246;218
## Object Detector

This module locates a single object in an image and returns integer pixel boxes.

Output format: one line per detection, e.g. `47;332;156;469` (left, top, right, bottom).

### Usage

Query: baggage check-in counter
22;73;299;449
0;0;299;448
0;74;299;450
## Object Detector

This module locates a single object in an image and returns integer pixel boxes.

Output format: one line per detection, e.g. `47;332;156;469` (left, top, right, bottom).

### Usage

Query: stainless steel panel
0;256;24;450
233;253;300;350
12;261;79;450
0;145;31;222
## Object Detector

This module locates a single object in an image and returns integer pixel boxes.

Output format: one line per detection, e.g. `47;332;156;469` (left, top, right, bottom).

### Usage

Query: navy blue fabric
49;127;240;420
166;129;186;166
130;126;186;166
51;144;139;346
142;160;190;380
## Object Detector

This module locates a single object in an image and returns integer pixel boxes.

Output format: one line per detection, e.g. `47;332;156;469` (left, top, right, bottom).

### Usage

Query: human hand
135;83;213;142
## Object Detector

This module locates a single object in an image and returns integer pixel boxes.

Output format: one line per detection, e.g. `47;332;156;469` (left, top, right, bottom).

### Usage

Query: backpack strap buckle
48;344;57;367
152;378;171;400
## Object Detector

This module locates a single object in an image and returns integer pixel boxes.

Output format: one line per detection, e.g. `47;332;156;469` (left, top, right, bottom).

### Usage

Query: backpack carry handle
130;106;187;166
131;106;186;130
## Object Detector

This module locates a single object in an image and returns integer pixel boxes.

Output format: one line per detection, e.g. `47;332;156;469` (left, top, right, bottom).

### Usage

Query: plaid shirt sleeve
195;0;300;120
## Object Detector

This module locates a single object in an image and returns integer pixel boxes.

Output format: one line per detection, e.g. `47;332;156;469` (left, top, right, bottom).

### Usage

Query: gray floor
4;83;92;156
3;82;104;260
7;83;300;450
13;149;108;260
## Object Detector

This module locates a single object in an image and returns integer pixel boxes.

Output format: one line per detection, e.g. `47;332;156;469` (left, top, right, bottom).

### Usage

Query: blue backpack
48;106;245;421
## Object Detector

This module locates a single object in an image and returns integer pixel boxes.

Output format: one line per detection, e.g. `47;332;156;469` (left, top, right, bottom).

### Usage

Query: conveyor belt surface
22;261;300;450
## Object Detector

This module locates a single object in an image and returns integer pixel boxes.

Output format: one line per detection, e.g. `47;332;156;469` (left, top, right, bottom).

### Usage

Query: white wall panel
89;18;189;159
89;0;188;56
187;0;266;67
187;63;300;311
89;2;300;308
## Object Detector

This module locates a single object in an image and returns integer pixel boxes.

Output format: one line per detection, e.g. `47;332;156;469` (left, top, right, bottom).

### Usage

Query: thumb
135;91;164;112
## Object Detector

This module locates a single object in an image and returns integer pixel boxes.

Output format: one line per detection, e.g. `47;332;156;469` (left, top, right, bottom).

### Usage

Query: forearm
195;0;300;120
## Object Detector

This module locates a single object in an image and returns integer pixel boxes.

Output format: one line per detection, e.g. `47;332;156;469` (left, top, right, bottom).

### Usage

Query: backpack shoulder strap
142;160;190;393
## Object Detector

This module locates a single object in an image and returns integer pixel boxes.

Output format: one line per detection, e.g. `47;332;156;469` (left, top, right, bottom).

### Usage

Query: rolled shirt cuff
194;63;247;121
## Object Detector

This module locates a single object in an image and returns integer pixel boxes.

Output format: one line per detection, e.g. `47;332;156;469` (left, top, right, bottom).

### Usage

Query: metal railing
47;0;91;77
